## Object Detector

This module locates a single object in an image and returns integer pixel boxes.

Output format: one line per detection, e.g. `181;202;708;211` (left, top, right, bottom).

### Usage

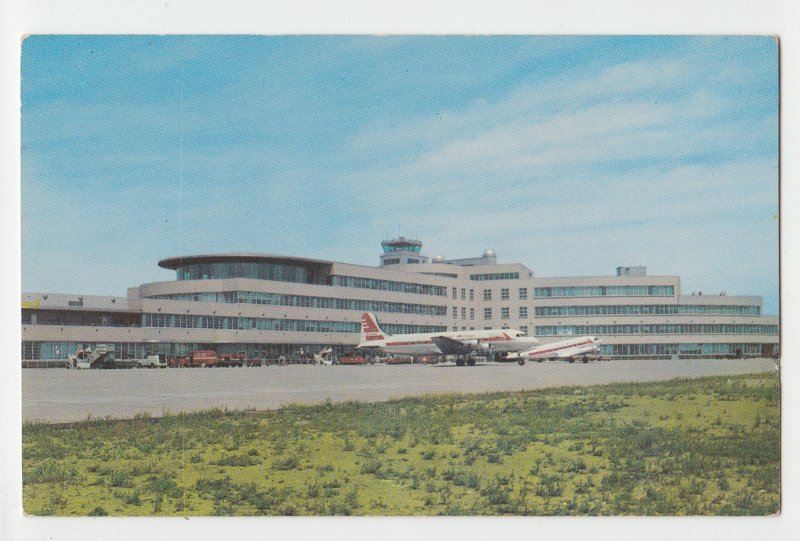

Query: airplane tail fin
360;312;388;344
313;346;333;365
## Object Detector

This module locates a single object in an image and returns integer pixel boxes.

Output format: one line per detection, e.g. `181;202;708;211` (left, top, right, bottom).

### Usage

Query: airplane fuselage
509;336;600;360
359;329;537;355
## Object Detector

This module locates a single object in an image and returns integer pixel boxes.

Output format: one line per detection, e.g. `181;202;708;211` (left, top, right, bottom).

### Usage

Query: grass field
22;372;780;516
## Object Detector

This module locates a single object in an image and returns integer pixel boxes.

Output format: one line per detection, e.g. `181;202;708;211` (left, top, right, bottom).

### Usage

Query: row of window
176;262;327;284
147;291;446;316
142;313;445;335
469;272;520;281
536;324;779;336
21;309;141;327
479;306;525;320
453;307;477;320
332;275;446;297
535;286;675;298
597;343;766;357
22;341;147;360
423;272;458;279
143;313;361;332
480;288;529;301
382;257;422;265
21;341;361;360
451;287;476;300
535;304;762;317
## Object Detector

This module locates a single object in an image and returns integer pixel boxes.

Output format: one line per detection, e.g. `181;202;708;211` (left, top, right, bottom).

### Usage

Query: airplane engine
477;342;492;352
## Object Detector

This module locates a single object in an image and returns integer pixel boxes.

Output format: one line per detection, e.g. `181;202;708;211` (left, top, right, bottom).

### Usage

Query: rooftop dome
432;254;446;263
483;248;496;258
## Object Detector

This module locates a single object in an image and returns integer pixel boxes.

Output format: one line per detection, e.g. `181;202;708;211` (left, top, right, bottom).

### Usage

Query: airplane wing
430;336;473;356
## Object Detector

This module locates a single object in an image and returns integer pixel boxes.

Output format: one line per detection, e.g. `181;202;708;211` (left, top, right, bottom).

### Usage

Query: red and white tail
360;312;388;343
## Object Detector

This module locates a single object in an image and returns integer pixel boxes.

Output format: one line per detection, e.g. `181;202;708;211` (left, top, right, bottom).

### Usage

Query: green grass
22;373;780;516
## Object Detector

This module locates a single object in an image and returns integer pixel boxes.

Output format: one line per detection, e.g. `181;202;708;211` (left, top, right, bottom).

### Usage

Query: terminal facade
21;238;780;362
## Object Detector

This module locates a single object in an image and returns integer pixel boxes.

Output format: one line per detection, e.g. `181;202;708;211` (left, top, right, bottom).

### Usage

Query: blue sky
21;35;779;314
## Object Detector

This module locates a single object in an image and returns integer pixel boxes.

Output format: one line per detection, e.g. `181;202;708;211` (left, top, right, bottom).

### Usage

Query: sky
20;35;779;314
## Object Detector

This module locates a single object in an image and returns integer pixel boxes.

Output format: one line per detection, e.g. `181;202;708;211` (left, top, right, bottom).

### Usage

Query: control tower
379;236;429;267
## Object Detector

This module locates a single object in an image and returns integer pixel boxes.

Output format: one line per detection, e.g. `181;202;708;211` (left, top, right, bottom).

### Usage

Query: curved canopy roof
157;253;334;270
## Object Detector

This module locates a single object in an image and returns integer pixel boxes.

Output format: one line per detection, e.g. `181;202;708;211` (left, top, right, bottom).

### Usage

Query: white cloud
335;40;778;306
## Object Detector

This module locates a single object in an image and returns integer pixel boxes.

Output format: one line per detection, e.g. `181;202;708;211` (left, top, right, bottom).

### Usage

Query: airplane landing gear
518;358;525;366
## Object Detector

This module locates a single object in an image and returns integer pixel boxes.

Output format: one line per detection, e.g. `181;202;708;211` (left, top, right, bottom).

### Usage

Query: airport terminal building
21;238;780;363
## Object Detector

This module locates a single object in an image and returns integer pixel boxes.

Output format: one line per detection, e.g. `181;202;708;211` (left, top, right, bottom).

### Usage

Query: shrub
272;455;300;471
359;459;383;475
535;475;564;498
213;454;260;467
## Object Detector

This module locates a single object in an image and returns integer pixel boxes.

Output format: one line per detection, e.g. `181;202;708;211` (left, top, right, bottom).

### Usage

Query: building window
470;308;475;320
461;307;466;319
501;307;510;319
484;308;492;320
469;289;475;301
452;287;457;299
501;288;510;300
519;288;528;300
483;289;492;301
461;288;466;300
519;325;528;336
453;306;458;319
519;306;528;318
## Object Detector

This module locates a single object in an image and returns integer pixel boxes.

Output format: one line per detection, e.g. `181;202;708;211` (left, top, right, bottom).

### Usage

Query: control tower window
381;237;423;254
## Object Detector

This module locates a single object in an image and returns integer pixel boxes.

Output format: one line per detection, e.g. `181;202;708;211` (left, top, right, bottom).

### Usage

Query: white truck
134;353;168;368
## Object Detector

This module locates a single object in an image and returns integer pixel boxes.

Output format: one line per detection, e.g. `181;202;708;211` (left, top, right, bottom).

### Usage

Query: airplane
505;335;602;364
356;312;539;366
